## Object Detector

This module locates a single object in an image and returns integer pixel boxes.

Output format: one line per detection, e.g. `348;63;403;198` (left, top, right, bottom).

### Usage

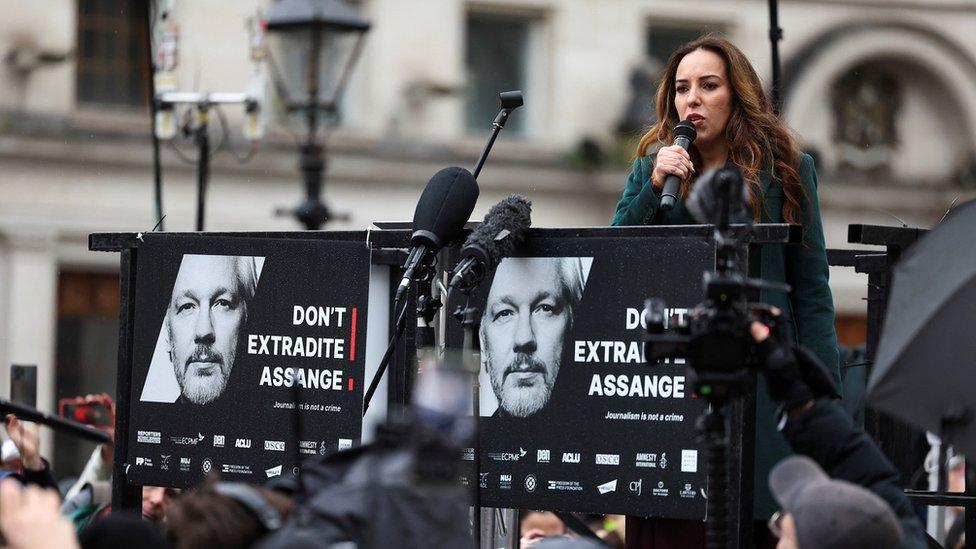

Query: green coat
611;153;841;519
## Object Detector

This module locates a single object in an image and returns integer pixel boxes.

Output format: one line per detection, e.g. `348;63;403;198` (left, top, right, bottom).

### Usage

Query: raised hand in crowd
0;479;79;549
3;414;41;471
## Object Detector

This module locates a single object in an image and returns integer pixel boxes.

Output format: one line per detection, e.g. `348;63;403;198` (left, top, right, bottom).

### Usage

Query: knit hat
769;456;902;549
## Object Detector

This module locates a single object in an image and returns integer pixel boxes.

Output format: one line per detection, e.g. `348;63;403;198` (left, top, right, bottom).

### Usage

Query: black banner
466;236;712;518
127;235;369;487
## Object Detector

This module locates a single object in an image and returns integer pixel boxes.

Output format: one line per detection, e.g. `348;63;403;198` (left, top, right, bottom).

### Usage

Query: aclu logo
562;452;581;464
597;479;618;495
264;440;286;452
265;465;282;478
629;479;643;496
235;438;251;449
213;435;225;448
537;449;550;463
595;453;620;466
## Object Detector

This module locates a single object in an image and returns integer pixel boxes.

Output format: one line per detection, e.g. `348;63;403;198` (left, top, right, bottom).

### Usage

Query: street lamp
265;0;370;229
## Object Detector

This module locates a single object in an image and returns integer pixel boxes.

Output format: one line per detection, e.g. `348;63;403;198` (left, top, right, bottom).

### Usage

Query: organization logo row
133;430;355;480
467;472;703;500
136;429;354;455
463;446;700;473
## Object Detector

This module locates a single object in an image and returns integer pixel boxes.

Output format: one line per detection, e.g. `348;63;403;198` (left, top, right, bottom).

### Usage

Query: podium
90;223;798;548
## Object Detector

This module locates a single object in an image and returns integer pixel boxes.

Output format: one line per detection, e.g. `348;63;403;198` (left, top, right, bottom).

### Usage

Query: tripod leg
702;408;730;549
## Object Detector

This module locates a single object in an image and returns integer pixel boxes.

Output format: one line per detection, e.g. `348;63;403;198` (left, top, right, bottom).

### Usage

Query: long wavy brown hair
636;36;806;224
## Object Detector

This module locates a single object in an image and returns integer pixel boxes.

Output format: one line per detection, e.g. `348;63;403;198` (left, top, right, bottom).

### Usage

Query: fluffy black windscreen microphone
687;165;750;226
449;195;532;292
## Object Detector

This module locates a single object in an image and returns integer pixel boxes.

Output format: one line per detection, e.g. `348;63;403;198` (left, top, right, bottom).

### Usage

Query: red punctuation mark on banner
348;378;355;392
349;307;359;362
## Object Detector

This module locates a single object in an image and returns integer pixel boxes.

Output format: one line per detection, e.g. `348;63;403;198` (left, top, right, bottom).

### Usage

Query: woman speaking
612;36;840;544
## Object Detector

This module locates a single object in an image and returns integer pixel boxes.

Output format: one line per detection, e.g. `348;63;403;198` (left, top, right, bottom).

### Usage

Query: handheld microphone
659;120;697;212
448;195;532;294
395;167;480;305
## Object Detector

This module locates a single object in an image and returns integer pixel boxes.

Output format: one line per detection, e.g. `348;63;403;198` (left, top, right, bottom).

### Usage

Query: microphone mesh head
411;167;479;250
674;120;697;142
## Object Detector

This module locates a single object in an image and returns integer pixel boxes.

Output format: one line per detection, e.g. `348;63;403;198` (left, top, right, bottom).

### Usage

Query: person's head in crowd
520;510;568;548
769;456;903;548
481;257;586;418
166;255;258;405
164;479;296;549
142;485;179;524
80;512;168;549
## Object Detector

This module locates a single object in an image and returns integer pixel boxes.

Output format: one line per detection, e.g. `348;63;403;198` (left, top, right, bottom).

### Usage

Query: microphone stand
363;91;524;416
454;298;483;542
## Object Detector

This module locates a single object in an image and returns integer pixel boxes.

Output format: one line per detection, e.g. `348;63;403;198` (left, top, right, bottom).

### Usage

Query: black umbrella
868;199;976;456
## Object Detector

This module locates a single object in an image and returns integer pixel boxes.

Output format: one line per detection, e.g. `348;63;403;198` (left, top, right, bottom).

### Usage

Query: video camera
643;165;790;403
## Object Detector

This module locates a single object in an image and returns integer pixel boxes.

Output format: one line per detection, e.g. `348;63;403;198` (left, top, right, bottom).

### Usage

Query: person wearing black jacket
750;319;928;549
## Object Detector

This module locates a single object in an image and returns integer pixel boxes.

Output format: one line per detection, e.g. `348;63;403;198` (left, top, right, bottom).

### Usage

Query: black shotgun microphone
449;195;532;294
659;120;698;212
395;167;480;305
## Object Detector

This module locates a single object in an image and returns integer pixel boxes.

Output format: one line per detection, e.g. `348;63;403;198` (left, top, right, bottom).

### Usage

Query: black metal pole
145;0;165;230
194;107;210;232
460;303;483;544
768;0;783;115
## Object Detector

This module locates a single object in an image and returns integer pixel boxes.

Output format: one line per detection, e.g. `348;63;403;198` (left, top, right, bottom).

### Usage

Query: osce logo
235;438;252;448
595;453;620;466
562;452;581;463
264;440;286;452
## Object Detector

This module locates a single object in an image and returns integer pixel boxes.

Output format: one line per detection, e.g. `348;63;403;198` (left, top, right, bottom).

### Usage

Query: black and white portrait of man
140;254;263;405
479;257;590;418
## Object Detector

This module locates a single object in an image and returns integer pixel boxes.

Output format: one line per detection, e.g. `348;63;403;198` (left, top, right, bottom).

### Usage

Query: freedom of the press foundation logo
547;480;583;492
135;456;154;467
